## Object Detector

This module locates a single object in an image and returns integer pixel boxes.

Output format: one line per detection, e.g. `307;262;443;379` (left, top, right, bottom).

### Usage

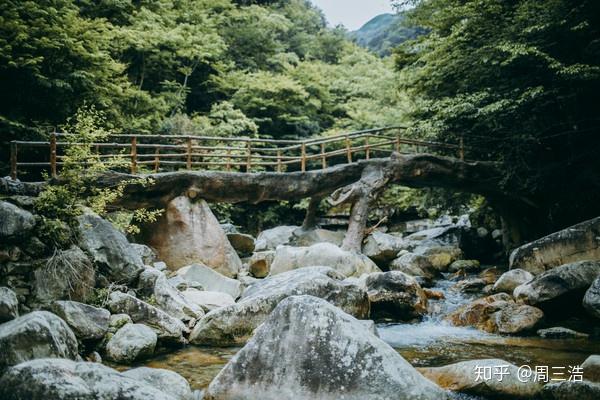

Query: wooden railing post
186;137;192;170
226;149;232;172
277;150;282;173
10;141;17;180
130;136;137;174
346;136;352;163
50;132;57;178
365;136;370;160
154;148;160;173
396;134;401;153
459;136;465;161
321;143;326;169
301;143;306;172
246;141;252;172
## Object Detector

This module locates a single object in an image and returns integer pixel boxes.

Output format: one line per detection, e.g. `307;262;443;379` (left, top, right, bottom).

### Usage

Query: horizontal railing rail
9;126;465;180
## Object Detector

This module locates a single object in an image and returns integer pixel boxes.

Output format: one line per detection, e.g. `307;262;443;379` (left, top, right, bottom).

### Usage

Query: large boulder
447;293;544;334
509;216;600;275
0;200;36;241
226;233;255;257
176;263;242;299
122;367;193;400
204;295;446;400
130;243;157;265
153;275;204;321
541;380;600;400
247;251;275;278
107;292;186;343
513;260;600;316
493;269;534;294
290;228;345;247
582;355;600;383
365;271;428;321
49;301;110;340
78;212;144;284
254;225;298;251
0;359;178;400
270;243;380;278
0;311;78;375
419;359;542;398
0;286;19;322
190;267;369;346
106;323;157;363
181;289;235;312
361;231;405;264
413;245;462;272
583;276;600;319
138;196;241;277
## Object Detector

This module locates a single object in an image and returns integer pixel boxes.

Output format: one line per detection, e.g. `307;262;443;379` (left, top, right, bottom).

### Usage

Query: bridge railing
9;126;464;180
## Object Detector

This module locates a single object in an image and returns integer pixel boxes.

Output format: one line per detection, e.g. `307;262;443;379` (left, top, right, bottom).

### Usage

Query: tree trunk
301;196;322;231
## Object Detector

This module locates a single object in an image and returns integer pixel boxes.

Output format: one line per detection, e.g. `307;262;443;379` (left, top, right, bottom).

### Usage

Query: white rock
106;324;157;364
182;289;235;312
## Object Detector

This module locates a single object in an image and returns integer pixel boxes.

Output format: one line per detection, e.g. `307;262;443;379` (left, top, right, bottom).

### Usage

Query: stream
132;274;599;394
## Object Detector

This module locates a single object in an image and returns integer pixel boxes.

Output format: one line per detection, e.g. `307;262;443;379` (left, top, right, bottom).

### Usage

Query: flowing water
136;275;599;393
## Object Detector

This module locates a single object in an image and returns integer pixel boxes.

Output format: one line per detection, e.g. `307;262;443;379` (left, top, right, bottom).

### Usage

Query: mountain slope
350;13;424;56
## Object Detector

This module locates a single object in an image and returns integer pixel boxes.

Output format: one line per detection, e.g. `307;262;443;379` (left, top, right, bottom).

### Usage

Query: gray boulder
541;380;600;400
362;231;405;264
176;263;242;299
365;271;428;321
509;216;600;275
123;367;193;400
0;358;178;400
0;311;78;375
413;244;462;271
254;225;298;251
130;243;157;265
583;275;600;319
190;267;369;346
419;359;542;398
582;355;600;383
107;292;186;343
50;301;110;340
0;286;19;322
514;261;600;314
448;259;480;272
181;289;235;312
109;313;132;333
153;275;204;321
0;200;36;240
106;324;157;363
290;228;345;247
137;267;164;296
204;295;446;400
78;212;144;284
493;269;534;294
270;242;380;278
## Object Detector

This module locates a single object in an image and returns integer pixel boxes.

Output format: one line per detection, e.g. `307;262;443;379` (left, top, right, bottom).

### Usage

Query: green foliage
350;12;425;56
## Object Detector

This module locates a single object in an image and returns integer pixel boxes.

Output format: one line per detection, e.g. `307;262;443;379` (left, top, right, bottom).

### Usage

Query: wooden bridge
9;126;465;180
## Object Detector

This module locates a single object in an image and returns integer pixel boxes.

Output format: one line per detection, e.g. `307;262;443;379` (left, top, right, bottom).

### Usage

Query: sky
310;0;395;31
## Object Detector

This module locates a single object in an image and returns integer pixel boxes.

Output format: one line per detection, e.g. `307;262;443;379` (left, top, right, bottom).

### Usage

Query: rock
182;289;235;312
49;301;110;340
365;271;428;321
404;225;462;247
537;327;589;339
493;269;534;294
106;324;157;363
541;380;600;400
447;293;544;334
190;267;369;346
138;196;241;277
122;367;193;400
0;311;78;374
109;313;132;332
453;278;488;294
413;245;463;271
0;286;19;322
509;216;600;275
107;291;186;343
477;227;489;238
220;223;238;234
582;355;600;382
138;267;164;296
513;261;600;316
492;229;503;240
247;251;275;278
424;288;445;300
204;295;446;400
78;212;144;284
0;358;179;400
130;243;157;265
479;267;503;284
153;275;204;321
448;259;480;272
254;225;298;251
583;276;600;319
270;243;380;278
33;245;95;304
226;233;255;257
290;228;345;247
361;231;405;264
153;261;168;271
176;263;242;299
0;200;36;241
419;358;542;398
389;252;436;278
